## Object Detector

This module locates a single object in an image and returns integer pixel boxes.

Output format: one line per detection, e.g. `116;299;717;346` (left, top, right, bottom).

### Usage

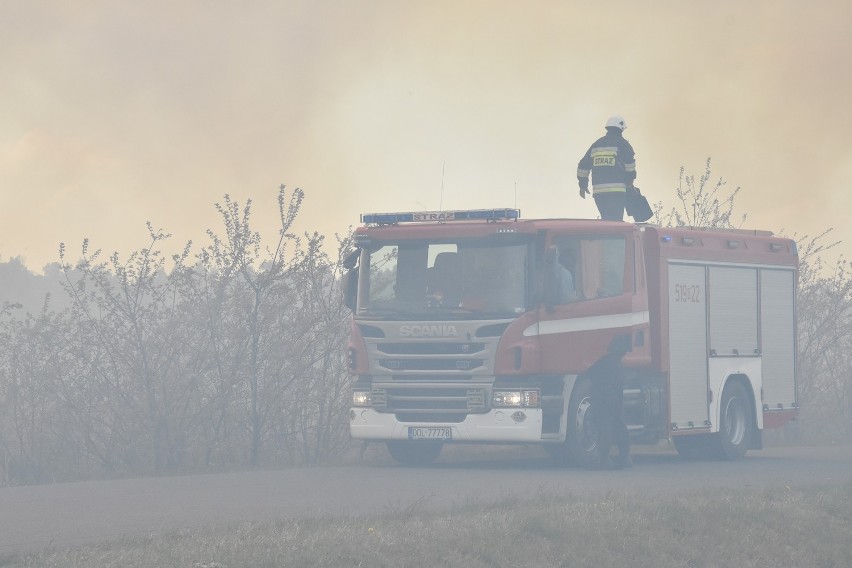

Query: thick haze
2;1;851;271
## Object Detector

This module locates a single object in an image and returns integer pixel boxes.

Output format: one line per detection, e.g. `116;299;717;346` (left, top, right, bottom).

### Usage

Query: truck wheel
713;382;754;460
386;440;443;466
566;378;601;468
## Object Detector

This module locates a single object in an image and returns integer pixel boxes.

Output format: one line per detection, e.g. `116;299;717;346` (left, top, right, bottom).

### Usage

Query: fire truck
343;209;798;467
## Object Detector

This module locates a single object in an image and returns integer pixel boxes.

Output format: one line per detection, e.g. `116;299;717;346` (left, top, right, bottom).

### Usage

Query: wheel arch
715;372;762;436
557;373;579;440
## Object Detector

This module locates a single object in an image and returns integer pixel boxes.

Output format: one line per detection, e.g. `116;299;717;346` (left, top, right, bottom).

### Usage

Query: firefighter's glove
579;186;590;199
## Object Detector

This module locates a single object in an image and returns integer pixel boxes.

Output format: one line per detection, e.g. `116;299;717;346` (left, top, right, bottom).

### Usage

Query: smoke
1;1;851;269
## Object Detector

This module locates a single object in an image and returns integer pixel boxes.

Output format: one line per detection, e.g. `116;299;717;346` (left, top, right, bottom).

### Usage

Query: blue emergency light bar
360;208;520;224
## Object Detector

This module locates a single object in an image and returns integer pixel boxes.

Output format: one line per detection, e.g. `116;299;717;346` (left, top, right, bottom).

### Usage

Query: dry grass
3;481;851;568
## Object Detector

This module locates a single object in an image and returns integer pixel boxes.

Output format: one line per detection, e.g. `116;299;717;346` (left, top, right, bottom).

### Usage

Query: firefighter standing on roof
577;116;636;221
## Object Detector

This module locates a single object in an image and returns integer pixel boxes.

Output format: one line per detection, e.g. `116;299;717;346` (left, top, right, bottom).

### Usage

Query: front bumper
349;408;544;442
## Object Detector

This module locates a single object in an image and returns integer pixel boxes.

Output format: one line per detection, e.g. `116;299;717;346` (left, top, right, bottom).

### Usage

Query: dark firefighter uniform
587;353;631;469
577;124;636;221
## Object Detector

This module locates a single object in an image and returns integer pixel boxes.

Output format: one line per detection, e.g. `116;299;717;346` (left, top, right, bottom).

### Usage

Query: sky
2;1;851;272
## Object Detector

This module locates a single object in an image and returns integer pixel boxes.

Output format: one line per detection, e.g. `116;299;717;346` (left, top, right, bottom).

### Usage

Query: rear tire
386;440;443;466
713;382;754;460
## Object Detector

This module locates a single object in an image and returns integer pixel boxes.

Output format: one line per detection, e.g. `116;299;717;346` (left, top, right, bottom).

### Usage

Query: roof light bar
361;208;520;224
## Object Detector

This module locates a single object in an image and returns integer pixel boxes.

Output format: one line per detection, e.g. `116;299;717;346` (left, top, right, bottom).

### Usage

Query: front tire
386;440;443;466
566;378;602;468
713;382;754;460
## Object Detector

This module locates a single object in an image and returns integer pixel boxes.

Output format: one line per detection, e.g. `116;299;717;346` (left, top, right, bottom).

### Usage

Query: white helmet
606;115;627;131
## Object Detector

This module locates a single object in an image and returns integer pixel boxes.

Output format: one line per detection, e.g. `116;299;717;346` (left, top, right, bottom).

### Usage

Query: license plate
408;426;452;440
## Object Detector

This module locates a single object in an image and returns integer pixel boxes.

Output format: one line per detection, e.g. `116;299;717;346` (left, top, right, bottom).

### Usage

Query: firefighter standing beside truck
577;115;637;221
588;354;632;469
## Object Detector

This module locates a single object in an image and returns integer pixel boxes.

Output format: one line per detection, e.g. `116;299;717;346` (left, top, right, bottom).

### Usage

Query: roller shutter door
760;269;797;407
668;263;710;428
708;266;758;356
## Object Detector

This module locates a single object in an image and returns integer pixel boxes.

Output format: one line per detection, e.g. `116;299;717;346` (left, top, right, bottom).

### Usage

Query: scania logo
398;324;459;338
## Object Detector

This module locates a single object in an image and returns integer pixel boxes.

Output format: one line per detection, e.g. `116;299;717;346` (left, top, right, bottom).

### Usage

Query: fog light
522;389;540;408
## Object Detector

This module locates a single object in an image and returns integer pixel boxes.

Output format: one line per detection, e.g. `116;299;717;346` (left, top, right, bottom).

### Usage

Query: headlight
493;391;522;407
493;389;540;408
352;391;371;407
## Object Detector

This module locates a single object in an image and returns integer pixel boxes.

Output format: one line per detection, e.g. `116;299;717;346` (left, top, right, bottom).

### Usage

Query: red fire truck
343;209;798;466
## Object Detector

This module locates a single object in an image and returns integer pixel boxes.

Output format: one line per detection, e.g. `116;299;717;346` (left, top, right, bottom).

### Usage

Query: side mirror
343;267;359;311
343;248;360;270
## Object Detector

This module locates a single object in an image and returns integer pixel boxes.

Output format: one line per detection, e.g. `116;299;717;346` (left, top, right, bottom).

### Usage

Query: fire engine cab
343;209;798;466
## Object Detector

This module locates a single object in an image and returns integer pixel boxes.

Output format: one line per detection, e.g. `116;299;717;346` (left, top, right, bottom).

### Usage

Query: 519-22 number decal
674;283;701;303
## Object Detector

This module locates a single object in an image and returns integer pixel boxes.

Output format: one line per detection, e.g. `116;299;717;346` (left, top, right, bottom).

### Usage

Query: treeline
1;186;355;484
794;235;852;444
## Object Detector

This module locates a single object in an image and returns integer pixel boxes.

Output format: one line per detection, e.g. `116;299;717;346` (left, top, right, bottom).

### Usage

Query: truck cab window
363;245;401;304
427;247;461;307
553;236;626;303
358;238;529;319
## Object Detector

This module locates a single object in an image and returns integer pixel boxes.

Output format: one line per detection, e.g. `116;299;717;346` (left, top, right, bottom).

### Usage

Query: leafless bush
789;231;852;443
653;157;746;229
0;185;355;483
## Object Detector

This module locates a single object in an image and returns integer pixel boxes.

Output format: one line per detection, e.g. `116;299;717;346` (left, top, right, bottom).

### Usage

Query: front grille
374;339;488;373
380;359;484;371
372;383;488;420
363;325;505;422
378;342;485;355
391;374;473;382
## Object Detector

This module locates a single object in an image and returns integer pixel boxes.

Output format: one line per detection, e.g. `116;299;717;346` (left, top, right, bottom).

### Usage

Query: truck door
668;263;710;429
537;233;636;374
759;268;797;410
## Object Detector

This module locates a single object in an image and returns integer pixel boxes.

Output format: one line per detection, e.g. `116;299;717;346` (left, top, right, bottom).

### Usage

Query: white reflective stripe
577;168;591;177
522;311;650;337
592;183;627;194
591;146;618;154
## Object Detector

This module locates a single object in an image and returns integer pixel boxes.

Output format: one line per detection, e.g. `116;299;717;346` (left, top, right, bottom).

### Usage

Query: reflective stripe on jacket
577;130;636;195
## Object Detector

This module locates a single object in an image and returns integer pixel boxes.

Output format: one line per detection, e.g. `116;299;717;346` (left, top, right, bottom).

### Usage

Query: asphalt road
2;444;851;556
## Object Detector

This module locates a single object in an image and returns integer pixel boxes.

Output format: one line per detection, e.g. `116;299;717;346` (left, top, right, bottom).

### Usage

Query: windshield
357;236;530;319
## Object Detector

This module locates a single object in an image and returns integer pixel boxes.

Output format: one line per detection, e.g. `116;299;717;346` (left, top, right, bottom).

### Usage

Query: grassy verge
3;480;851;568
